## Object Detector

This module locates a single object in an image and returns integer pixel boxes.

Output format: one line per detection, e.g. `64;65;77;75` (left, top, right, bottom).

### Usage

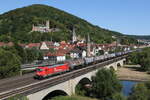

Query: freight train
34;51;132;79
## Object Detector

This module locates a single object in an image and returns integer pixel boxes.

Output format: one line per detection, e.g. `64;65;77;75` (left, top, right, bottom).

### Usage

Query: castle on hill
32;20;60;33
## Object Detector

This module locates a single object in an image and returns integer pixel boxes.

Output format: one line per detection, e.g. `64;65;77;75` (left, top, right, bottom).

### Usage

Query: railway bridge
0;55;126;100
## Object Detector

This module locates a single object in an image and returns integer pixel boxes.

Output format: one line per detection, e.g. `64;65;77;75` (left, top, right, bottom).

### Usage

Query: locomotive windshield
37;68;43;72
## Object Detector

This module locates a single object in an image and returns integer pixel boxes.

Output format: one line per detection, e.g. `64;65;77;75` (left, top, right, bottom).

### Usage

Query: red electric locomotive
35;63;70;79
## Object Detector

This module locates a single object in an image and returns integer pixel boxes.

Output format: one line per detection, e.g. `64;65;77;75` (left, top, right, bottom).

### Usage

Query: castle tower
72;27;77;43
46;20;50;29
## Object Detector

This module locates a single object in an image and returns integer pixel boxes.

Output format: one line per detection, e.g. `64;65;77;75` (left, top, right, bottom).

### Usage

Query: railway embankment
116;65;150;82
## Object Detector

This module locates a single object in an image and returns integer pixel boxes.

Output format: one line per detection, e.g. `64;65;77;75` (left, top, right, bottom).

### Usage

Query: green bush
7;95;29;100
129;47;150;71
91;68;122;99
0;48;21;78
128;83;149;100
51;96;97;100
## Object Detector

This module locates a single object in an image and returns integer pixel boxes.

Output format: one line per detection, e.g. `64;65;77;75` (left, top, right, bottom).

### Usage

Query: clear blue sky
0;0;150;35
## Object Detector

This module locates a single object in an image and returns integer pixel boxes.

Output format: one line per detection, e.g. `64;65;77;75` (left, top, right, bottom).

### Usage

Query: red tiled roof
7;42;14;47
27;43;41;48
0;42;6;46
44;41;53;46
0;42;14;47
19;43;26;47
45;48;71;57
46;52;65;56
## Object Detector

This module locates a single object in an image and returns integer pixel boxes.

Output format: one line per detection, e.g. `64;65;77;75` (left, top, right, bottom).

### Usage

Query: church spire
72;27;77;43
46;20;50;29
87;33;91;57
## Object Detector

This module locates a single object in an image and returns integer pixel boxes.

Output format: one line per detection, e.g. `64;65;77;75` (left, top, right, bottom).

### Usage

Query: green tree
91;69;122;100
75;84;86;96
13;43;28;63
128;83;149;100
112;93;126;100
0;48;21;78
26;48;38;63
129;47;150;71
128;52;140;64
51;96;97;100
7;95;29;100
25;48;43;63
97;50;104;56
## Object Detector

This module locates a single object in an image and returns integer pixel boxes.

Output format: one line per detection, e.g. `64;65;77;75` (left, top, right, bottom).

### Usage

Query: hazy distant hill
0;4;137;44
127;35;150;40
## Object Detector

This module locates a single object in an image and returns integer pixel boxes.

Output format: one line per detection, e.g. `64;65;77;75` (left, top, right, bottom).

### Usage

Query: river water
121;80;139;96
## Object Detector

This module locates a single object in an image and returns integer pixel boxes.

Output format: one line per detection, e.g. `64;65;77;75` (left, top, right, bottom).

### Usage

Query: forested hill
127;35;150;40
0;4;137;44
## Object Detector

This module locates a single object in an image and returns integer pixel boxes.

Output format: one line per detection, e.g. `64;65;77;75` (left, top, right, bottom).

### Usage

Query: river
121;80;139;96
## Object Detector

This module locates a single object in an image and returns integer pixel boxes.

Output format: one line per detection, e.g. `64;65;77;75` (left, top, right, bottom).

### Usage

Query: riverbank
117;65;150;82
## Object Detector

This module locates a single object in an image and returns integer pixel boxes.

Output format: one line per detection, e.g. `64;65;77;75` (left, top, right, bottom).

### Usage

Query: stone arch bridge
27;56;126;100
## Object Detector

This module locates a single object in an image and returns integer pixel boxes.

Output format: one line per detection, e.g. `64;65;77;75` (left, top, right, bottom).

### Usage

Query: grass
51;95;98;100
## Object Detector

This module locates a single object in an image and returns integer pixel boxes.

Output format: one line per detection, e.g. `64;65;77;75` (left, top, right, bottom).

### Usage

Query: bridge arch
42;90;68;100
117;63;121;68
75;77;92;96
123;60;126;65
77;77;91;85
110;66;115;71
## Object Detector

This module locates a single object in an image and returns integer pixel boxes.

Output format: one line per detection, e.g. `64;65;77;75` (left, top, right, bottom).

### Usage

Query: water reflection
121;80;139;96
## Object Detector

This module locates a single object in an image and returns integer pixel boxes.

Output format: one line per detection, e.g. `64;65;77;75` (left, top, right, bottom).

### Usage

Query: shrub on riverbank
128;83;150;100
112;93;127;100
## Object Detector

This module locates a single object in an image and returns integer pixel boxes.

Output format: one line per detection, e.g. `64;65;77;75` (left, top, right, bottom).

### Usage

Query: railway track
0;55;127;100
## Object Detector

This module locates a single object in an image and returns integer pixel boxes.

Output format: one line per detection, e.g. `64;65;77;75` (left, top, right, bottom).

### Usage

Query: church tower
72;27;77;43
46;20;50;29
87;33;91;57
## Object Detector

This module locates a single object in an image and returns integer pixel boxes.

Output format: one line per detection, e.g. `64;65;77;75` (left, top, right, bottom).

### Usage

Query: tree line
129;47;150;71
0;43;43;79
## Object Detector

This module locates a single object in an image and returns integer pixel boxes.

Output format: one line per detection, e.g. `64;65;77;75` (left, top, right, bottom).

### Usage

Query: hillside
0;4;137;44
127;35;150;40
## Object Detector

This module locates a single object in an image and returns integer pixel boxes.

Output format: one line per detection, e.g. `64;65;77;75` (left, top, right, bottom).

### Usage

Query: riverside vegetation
68;68;150;100
75;69;126;100
129;47;150;72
